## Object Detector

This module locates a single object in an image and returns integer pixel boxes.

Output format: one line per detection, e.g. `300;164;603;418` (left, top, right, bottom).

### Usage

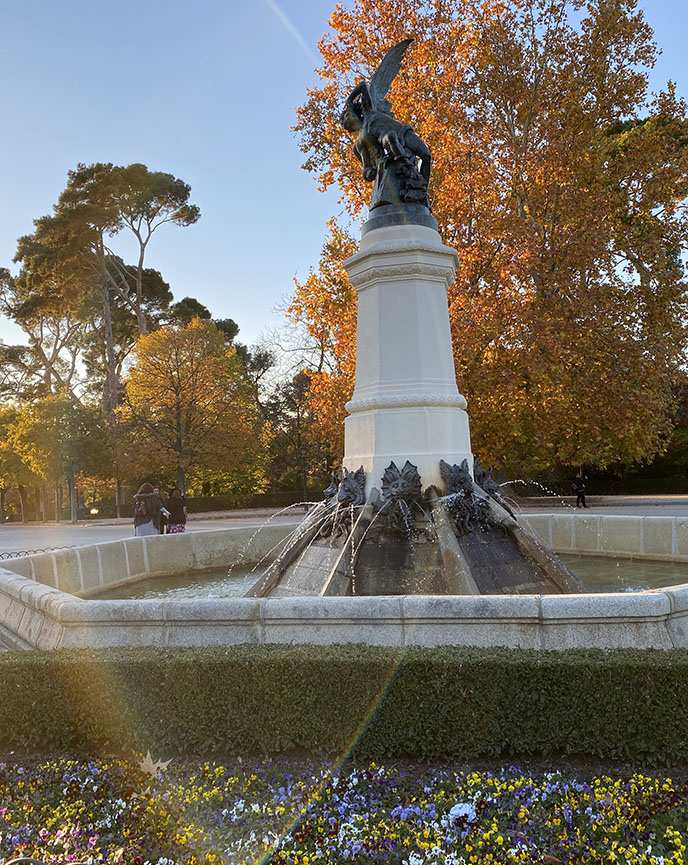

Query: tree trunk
0;487;5;523
67;471;78;524
115;478;122;518
99;254;120;428
18;485;27;524
136;246;148;335
176;462;186;494
55;482;61;522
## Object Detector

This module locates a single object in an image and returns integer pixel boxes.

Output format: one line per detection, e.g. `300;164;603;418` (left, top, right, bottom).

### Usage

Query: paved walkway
515;494;688;517
1;497;687;557
0;509;303;557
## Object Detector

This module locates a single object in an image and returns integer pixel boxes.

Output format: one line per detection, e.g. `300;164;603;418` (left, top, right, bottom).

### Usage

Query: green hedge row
1;644;687;764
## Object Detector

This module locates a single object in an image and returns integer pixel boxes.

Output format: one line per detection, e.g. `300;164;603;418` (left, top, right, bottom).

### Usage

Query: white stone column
342;222;473;495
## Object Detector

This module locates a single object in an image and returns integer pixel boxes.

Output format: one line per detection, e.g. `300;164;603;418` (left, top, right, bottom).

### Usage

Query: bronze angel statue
341;39;432;210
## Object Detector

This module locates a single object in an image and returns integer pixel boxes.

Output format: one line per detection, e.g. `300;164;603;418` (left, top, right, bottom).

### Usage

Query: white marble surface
343;222;473;494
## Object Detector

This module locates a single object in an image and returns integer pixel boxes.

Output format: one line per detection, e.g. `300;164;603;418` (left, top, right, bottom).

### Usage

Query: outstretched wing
368;38;413;111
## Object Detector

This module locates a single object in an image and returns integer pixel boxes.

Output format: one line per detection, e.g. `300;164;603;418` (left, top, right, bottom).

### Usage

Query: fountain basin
1;514;688;651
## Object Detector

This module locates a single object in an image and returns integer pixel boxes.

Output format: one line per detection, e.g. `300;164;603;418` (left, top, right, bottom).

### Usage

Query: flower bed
1;759;687;864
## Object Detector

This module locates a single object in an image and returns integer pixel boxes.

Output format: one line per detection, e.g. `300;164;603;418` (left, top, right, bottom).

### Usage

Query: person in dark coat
165;487;187;533
133;482;169;536
153;486;166;533
571;471;589;509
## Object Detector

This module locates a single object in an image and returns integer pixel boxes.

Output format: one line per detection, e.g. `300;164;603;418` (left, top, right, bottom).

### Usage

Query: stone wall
1;515;687;652
0;524;291;597
521;513;688;560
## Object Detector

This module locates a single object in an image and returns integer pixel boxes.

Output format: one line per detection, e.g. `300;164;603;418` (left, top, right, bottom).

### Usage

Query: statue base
369;153;431;213
248;213;582;601
342;220;472;496
363;203;438;234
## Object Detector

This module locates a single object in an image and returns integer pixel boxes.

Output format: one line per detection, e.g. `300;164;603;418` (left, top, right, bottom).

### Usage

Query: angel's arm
346;81;372;115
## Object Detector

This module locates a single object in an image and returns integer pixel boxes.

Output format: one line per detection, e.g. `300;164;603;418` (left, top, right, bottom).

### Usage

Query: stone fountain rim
1;514;688;651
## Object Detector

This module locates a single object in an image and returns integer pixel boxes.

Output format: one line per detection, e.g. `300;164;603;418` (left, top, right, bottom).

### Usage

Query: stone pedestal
342;221;473;495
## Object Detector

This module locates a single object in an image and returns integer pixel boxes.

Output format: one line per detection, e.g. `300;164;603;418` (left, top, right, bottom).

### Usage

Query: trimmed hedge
1;644;687;765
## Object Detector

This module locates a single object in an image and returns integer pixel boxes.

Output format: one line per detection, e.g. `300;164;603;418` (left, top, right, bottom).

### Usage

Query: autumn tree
0;406;41;523
120;318;269;492
294;0;688;474
5;397;111;522
287;219;358;459
57;163;199;336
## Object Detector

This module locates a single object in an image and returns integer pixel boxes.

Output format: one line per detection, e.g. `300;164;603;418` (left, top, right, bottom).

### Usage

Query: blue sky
0;0;686;350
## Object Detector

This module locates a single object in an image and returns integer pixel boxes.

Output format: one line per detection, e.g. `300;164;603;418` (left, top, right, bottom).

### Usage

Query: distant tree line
0;163;332;523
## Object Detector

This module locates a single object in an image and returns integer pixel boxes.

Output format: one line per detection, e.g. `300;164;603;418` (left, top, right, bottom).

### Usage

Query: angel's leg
380;130;406;160
357;134;380;181
405;132;432;181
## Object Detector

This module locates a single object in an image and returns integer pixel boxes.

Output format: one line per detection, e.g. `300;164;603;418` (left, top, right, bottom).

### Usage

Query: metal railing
0;546;75;560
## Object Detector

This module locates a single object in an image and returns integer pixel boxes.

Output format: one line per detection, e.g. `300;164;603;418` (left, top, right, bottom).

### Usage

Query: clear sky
0;0;686;350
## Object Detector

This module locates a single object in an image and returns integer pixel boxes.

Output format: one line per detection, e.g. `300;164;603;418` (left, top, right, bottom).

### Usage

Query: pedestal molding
348;261;456;290
345;239;459;265
346;392;468;413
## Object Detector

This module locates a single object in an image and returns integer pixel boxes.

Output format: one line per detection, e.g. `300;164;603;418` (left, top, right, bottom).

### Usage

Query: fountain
4;41;688;652
248;39;581;600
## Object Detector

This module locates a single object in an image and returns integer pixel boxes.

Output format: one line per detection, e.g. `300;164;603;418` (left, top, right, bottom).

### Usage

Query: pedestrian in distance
165;487;188;533
133;483;170;536
571;471;589;509
153;486;167;533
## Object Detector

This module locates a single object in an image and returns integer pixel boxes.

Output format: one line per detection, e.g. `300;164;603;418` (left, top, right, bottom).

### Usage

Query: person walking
165;487;187;533
133;483;169;536
571;471;589;508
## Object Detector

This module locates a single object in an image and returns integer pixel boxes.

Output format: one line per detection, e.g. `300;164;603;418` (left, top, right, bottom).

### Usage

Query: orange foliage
294;0;688;473
121;318;268;489
287;219;358;456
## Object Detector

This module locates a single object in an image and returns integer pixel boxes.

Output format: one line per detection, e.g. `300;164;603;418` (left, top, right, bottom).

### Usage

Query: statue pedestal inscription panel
343;222;473;494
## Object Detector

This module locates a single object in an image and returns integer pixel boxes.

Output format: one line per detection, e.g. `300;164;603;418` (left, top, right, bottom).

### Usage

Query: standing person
571;471;589;509
165;487;187;533
153;486;166;534
133;483;169;536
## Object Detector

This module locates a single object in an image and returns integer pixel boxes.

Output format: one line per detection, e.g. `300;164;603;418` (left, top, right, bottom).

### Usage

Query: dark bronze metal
321;466;366;536
341;39;432;212
440;459;492;535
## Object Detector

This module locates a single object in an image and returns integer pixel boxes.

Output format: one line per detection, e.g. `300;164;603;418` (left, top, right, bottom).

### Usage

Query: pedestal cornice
346;391;468;413
344;239;459;291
